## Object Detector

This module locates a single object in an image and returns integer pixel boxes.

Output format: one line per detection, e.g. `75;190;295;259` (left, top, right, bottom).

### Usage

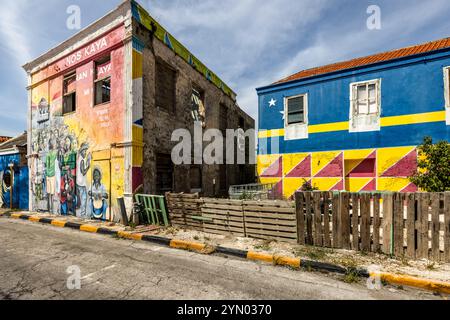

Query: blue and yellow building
257;37;450;199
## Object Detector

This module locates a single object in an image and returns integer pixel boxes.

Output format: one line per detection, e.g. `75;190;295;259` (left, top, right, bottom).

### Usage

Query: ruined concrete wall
134;24;255;197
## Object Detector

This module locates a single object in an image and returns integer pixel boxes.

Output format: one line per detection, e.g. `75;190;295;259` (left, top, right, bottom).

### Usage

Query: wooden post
360;193;371;252
393;193;404;257
431;193;441;261
340;192;350;249
313;192;323;246
445;192;450;262
323;192;331;247
295;192;305;245
373;193;381;253
305;192;313;245
351;193;360;251
382;193;393;255
332;192;340;248
418;193;430;259
406;193;416;259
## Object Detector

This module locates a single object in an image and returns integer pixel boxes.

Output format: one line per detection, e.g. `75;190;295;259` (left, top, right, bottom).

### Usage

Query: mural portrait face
93;168;102;184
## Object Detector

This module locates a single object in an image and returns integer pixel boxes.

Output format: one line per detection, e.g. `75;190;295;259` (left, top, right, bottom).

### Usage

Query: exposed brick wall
135;23;255;197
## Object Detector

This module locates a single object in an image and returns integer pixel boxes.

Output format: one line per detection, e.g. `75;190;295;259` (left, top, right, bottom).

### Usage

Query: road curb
5;212;450;295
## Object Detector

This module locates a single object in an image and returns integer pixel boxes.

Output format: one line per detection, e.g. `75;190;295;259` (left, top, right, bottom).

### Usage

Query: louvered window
286;95;307;125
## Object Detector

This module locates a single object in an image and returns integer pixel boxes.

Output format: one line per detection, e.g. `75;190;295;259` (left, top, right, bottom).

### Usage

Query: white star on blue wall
268;98;277;107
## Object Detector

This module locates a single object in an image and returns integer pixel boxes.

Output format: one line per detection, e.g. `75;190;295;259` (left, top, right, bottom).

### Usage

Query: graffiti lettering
65;37;108;67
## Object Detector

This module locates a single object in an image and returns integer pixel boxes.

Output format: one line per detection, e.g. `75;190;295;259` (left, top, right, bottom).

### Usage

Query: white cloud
0;0;33;68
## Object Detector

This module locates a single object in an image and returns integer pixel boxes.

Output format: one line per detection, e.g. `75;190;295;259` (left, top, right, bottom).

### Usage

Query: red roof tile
275;37;450;85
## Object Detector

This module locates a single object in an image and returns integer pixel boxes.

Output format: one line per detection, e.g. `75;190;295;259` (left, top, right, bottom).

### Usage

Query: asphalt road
0;218;441;300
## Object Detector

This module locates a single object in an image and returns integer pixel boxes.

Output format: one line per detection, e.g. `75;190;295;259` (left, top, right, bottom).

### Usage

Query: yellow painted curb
247;251;274;264
11;213;22;219
275;255;301;268
28;216;41;222
118;231;143;241
170;239;206;252
51;220;67;228
371;272;450;295
80;225;99;233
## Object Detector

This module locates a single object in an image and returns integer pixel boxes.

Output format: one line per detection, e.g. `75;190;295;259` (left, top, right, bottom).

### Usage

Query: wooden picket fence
165;192;450;262
166;193;297;243
295;192;450;262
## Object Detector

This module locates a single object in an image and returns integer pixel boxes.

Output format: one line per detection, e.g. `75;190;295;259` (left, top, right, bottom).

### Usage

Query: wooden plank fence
295;192;450;262
165;192;450;262
166;194;296;243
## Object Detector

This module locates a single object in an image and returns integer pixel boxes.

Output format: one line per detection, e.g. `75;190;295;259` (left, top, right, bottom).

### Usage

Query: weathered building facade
23;0;255;221
257;38;450;199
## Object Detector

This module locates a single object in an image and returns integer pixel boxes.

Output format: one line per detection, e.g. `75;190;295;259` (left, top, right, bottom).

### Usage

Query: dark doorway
156;154;173;195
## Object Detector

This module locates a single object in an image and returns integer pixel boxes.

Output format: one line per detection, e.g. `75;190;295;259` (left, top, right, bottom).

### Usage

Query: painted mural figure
60;136;77;215
45;141;58;212
89;167;108;220
76;142;91;218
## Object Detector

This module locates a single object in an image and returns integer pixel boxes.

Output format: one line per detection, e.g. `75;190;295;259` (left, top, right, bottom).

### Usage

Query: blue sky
1;0;450;137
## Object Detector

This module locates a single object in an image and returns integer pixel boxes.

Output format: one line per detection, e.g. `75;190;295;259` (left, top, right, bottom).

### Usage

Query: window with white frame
445;67;450;125
349;79;381;132
284;94;308;140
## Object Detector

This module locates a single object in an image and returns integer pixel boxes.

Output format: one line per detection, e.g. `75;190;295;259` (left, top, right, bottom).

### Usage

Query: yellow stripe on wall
258;110;446;138
380;111;445;127
258;129;285;139
308;121;349;134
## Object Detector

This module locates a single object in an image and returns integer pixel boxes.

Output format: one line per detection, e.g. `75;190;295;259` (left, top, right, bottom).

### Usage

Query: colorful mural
29;26;126;220
257;39;450;198
258;146;419;199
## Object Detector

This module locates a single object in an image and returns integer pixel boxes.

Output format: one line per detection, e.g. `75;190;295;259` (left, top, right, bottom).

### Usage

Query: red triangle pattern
315;153;344;178
270;180;283;199
381;150;417;177
361;178;377;191
286;155;311;178
330;179;344;191
261;157;283;178
401;183;418;193
347;151;376;178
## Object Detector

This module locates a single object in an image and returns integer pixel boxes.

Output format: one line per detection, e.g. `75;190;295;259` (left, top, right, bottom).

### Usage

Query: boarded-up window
155;59;176;113
63;72;76;115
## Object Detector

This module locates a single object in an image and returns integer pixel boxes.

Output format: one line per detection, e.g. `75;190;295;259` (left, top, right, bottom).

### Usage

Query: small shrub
343;269;360;284
409;137;450;192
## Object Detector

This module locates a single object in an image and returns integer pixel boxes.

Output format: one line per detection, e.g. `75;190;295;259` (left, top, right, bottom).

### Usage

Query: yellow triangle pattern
377;146;415;176
257;154;280;176
283;178;308;199
377;178;410;192
311;151;341;176
345;178;373;192
344;149;375;175
311;178;341;191
283;153;309;177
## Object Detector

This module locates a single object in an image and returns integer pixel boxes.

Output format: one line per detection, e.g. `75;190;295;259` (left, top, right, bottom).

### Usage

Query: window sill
349;115;380;133
62;111;76;117
284;123;308;141
94;102;111;108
